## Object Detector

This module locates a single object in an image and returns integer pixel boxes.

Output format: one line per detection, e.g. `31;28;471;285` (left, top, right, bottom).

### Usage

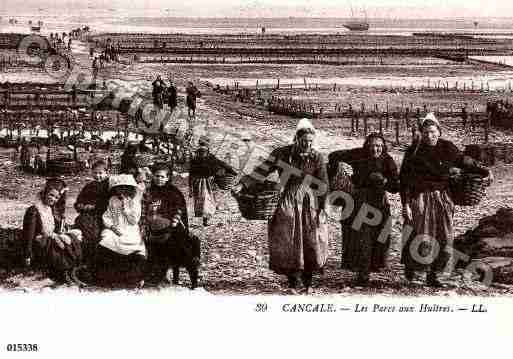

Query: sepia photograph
1;0;513;356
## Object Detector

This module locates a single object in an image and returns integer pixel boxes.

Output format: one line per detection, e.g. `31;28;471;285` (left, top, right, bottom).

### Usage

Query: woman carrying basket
328;133;400;286
400;113;492;287
189;135;227;227
233;119;329;294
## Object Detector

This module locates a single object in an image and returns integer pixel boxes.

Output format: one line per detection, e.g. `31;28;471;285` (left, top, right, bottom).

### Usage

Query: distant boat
343;4;369;31
343;21;370;31
30;21;42;32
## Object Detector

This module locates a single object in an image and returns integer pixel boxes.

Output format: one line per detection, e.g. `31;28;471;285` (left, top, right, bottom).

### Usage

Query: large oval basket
215;172;238;190
450;172;490;206
233;190;280;220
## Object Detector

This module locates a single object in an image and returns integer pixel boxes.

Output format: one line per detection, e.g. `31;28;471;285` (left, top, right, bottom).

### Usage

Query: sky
1;0;513;19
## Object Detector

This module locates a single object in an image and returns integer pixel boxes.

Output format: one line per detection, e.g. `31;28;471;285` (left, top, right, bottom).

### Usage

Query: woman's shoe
301;286;313;295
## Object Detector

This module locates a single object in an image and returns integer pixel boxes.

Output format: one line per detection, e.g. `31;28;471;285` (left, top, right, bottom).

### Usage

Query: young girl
95;174;146;287
22;178;82;283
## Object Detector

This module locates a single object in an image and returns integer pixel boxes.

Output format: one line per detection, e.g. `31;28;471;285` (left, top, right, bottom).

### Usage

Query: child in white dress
95;174;146;287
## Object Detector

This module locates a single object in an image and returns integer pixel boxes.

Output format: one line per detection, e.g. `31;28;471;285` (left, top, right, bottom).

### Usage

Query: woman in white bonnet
235;118;329;294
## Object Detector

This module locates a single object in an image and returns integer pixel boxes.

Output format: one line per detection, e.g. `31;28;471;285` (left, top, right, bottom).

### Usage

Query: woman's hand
59;234;71;246
402;204;413;222
24;257;31;267
170;213;182;228
53;235;65;250
231;183;244;195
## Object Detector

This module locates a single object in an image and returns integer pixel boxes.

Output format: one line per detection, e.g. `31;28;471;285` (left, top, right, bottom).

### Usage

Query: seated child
95;174;146;287
23;178;82;283
144;163;200;288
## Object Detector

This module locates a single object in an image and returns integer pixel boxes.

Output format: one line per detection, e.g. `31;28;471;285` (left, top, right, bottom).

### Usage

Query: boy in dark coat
74;160;110;262
143;163;200;288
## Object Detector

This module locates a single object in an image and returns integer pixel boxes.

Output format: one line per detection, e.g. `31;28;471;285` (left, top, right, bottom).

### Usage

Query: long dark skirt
341;188;391;275
268;183;329;276
186;96;196;111
401;190;454;273
94;246;146;287
32;235;83;281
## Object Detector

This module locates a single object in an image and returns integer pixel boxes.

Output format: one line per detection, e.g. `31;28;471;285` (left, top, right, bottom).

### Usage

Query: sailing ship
30;20;43;32
343;5;369;31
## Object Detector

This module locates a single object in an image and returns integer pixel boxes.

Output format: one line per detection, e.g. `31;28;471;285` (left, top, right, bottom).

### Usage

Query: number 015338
6;344;39;352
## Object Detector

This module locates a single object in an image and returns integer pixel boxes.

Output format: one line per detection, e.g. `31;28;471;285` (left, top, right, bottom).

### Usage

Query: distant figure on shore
152;75;166;109
92;56;98;79
166;79;177;112
461;104;468;129
186;81;201;120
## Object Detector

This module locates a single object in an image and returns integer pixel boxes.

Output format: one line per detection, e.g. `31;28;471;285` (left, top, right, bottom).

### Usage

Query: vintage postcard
0;0;512;356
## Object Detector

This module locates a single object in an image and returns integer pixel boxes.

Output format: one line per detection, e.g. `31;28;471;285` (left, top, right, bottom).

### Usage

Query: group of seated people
21;157;200;289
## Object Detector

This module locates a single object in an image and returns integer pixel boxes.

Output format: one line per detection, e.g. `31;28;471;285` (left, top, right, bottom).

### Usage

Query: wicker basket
233;189;280;220
215;172;238;190
450;172;490;206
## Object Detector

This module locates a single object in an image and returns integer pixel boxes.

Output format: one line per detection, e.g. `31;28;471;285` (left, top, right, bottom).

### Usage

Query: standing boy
74;160;110;262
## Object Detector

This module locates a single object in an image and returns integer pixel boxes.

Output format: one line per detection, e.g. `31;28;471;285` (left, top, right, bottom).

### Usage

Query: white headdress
420;112;440;128
296;118;315;133
109;174;138;190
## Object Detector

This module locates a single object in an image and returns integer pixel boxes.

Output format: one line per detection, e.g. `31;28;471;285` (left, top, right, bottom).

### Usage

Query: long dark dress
328;148;399;275
400;138;478;272
243;145;329;276
152;79;165;108
167;85;177;110
189;152;224;218
186;84;200;111
23;205;82;279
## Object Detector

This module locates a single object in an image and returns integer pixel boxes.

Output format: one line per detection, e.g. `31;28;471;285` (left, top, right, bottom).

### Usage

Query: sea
2;13;513;37
3;13;513;94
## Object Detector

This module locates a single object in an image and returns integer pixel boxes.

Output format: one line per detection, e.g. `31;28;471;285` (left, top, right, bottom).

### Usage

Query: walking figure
186;81;201;121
